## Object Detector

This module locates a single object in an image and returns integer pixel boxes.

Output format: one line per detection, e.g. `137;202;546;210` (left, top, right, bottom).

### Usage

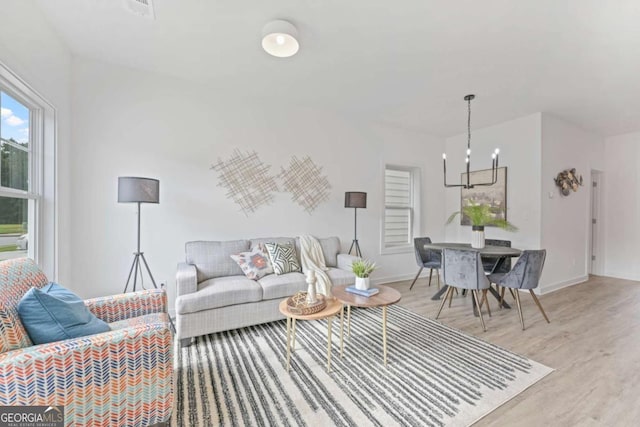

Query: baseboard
374;273;589;295
372;271;432;286
601;271;640;282
539;275;588;295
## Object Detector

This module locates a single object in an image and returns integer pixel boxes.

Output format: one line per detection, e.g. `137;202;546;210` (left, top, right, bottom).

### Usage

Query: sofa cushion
294;236;341;268
18;283;111;345
230;244;273;280
251;237;296;261
258;273;307;300
264;242;302;275
185;240;250;282
319;237;341;268
250;237;293;251
0;258;50;353
327;268;356;286
176;276;263;314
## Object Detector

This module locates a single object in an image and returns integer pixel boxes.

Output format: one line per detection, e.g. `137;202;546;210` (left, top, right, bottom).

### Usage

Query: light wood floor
393;274;640;426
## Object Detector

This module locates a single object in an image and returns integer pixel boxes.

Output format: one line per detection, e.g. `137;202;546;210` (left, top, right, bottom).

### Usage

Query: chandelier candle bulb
442;154;448;185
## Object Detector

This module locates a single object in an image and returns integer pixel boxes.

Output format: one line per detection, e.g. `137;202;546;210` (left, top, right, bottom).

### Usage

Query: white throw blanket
298;235;333;297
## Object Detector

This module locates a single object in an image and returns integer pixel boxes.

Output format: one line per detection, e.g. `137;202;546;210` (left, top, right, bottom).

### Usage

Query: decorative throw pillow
230;244;273;280
264;242;302;275
17;283;111;345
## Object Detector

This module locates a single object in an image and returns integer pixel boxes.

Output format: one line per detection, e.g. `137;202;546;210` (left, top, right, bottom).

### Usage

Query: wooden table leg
292;318;297;351
327;316;333;373
382;306;388;367
347;304;352;339
340;305;344;358
286;316;291;372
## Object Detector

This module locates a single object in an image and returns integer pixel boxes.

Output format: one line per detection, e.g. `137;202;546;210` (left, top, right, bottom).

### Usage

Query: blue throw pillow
17;283;111;345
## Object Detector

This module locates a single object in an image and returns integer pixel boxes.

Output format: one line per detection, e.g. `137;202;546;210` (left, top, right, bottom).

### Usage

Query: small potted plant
351;259;376;290
446;202;518;248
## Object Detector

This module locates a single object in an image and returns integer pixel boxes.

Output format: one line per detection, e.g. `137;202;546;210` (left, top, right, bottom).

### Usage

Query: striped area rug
172;305;552;426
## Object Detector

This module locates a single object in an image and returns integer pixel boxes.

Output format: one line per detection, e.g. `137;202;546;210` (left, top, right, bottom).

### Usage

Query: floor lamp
118;177;160;293
345;192;366;258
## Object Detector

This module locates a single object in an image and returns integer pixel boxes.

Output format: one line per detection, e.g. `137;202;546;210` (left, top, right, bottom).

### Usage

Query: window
382;165;420;253
0;63;56;277
0;91;32;261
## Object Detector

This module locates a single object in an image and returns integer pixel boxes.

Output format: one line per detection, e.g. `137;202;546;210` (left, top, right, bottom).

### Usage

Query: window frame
380;164;421;255
0;61;56;278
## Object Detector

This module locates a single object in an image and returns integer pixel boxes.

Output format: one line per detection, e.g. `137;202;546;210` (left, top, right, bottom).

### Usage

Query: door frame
589;170;604;275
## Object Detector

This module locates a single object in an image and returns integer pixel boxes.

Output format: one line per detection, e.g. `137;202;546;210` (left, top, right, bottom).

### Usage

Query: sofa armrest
176;262;198;297
85;288;167;323
0;322;173;423
337;253;360;271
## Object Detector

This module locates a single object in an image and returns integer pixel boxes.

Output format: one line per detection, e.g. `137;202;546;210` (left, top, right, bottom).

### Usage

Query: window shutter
384;168;412;247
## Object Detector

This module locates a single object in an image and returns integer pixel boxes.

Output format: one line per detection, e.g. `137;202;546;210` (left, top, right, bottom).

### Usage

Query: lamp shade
118;177;159;203
262;20;299;58
345;192;367;209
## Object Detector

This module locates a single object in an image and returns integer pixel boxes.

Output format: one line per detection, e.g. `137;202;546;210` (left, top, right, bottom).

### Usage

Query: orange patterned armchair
0;258;173;426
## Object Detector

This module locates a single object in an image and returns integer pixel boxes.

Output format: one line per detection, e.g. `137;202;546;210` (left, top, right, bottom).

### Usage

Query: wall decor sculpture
460;167;507;226
554;168;583;196
211;149;279;216
280;155;332;214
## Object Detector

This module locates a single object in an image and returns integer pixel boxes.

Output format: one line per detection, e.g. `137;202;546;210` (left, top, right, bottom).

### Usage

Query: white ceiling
36;0;640;137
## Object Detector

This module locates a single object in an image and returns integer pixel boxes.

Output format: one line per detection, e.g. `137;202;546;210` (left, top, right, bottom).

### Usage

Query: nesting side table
332;284;401;367
278;298;343;373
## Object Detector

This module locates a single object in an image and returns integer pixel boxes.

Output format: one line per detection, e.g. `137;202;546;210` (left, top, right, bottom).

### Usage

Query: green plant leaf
446;211;461;225
446;202;518;231
351;259;377;278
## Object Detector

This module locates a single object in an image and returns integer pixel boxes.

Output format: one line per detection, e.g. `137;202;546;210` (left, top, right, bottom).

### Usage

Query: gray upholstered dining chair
437;248;491;331
483;239;512;275
482;239;511;274
488;249;549;330
410;237;442;290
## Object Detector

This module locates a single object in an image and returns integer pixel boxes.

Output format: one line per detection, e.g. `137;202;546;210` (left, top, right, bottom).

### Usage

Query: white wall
444;112;605;293
540;113;604;292
70;58;445;308
603;131;640;280
444;113;543;253
0;0;72;282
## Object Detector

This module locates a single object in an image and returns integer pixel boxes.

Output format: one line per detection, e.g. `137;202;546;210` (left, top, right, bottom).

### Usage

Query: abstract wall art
210;149;279;216
280;155;332;214
554;168;583;196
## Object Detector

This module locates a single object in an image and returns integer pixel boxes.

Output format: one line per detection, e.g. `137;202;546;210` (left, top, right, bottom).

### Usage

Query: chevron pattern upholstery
0;258;48;353
0;258;173;426
85;288;168;322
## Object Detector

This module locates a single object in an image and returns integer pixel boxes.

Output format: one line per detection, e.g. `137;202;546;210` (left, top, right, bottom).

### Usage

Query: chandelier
443;94;500;189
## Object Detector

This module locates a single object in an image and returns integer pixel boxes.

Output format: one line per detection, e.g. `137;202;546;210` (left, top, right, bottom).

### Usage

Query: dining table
424;242;522;309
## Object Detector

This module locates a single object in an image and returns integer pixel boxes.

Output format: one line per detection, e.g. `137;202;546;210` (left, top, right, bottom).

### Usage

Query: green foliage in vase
351;259;377;278
446;202;518;231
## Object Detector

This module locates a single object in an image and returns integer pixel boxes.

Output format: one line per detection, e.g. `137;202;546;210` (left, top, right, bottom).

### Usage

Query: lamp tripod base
348;240;362;258
124;251;158;293
124;251;176;333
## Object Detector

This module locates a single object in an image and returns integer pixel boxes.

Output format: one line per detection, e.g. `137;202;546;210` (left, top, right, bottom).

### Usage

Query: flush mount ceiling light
262;20;299;58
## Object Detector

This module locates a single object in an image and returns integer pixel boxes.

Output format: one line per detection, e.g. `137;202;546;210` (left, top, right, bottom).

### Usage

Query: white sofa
175;236;357;346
